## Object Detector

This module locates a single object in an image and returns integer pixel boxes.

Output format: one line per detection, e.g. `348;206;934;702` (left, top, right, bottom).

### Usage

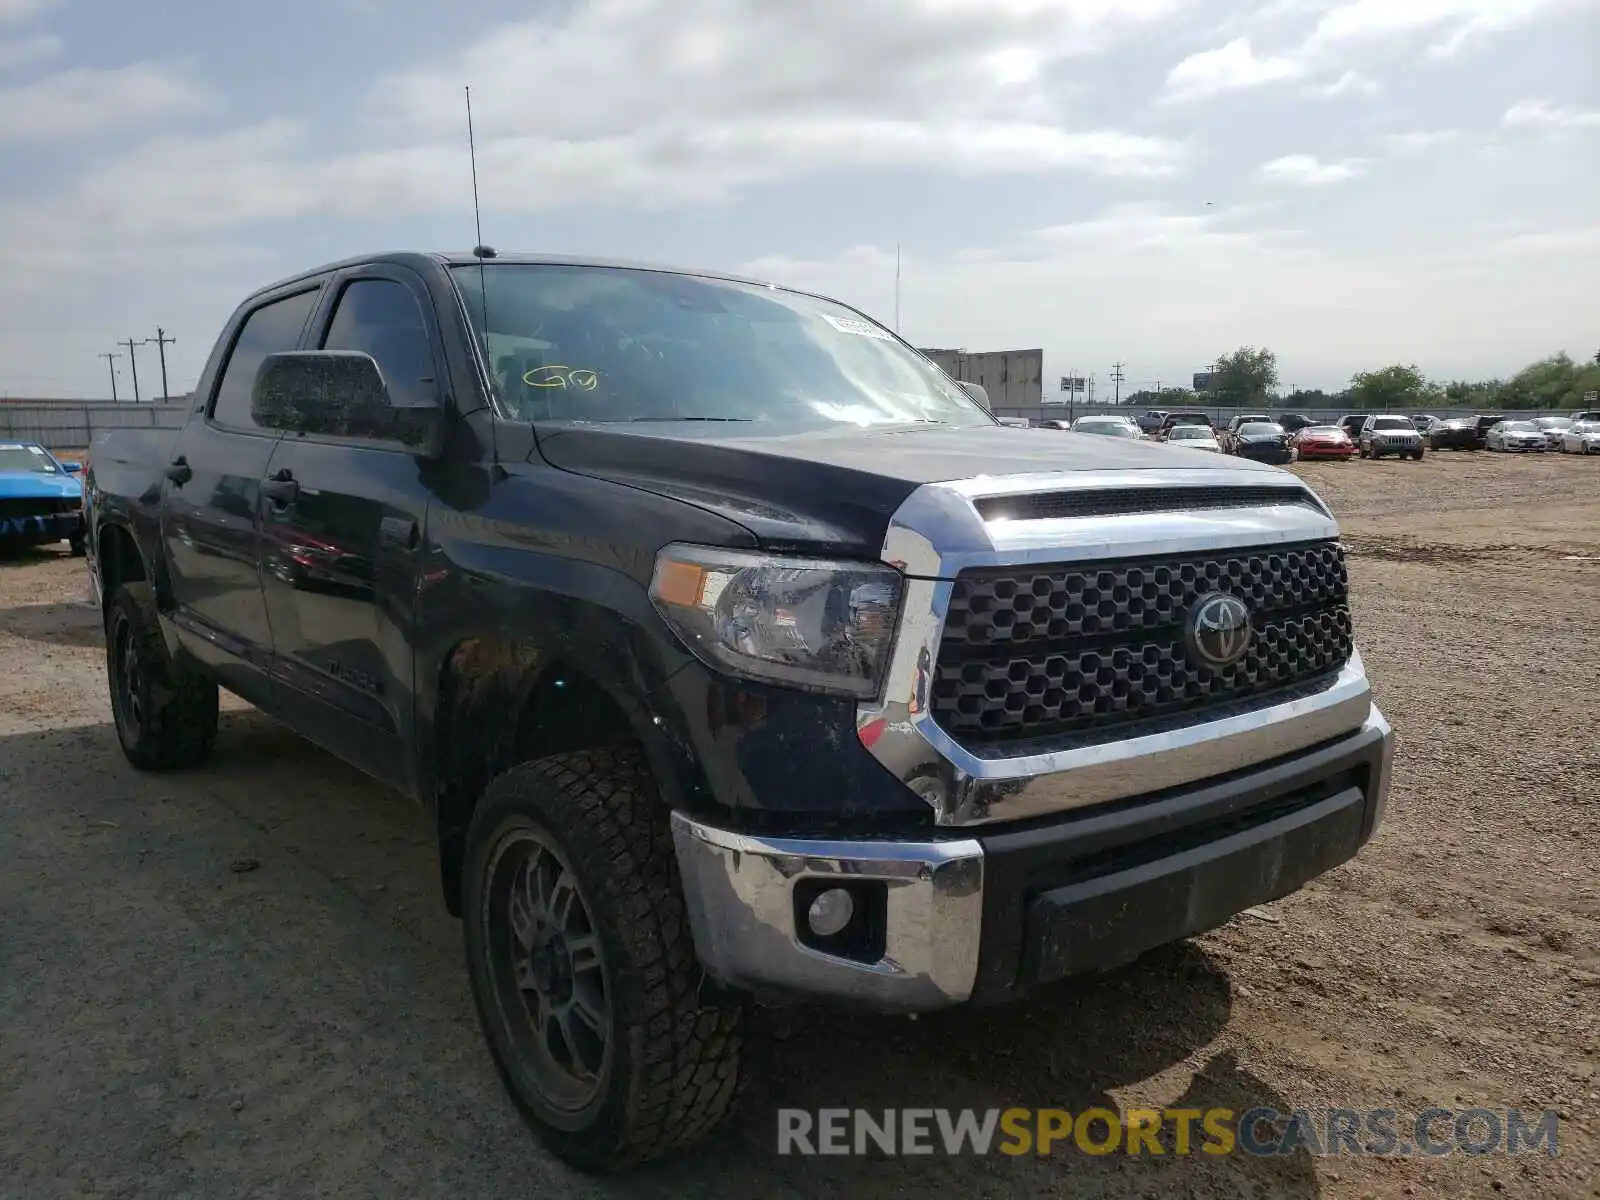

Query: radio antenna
465;86;492;331
465;85;503;458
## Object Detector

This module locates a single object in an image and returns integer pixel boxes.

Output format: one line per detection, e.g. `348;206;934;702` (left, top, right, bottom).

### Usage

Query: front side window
451;264;992;432
211;288;321;430
321;278;437;408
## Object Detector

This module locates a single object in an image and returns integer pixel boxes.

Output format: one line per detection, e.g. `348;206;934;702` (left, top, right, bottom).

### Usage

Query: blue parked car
0;439;85;556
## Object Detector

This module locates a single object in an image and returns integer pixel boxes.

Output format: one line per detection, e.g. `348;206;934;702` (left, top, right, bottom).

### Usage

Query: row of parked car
1087;408;1600;462
1378;412;1600;454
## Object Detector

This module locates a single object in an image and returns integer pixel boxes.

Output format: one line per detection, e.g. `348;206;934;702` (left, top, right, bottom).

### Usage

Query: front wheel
462;749;746;1171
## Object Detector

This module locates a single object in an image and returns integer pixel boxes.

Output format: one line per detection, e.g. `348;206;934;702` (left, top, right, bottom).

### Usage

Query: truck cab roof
243;250;774;307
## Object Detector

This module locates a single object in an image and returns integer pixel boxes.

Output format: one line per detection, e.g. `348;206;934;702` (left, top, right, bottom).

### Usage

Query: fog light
806;888;855;938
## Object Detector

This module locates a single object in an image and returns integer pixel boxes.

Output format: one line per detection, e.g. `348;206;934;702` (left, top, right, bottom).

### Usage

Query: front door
258;267;442;796
161;285;322;703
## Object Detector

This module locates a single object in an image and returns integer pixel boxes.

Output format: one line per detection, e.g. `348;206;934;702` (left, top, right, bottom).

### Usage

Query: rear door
160;284;323;703
257;265;442;795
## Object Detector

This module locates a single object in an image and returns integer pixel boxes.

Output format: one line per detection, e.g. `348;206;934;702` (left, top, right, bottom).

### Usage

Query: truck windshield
450;263;994;431
0;444;59;473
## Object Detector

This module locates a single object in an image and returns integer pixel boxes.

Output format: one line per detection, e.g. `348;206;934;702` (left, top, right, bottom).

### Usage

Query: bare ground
1;450;1597;1199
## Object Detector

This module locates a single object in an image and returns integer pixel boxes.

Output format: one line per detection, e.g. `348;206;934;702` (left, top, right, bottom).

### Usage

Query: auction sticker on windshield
821;314;894;341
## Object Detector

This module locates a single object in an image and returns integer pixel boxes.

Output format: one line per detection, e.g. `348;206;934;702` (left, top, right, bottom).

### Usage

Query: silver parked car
1358;415;1425;460
1531;416;1574;450
1486;420;1548;452
1070;416;1146;439
1559;420;1600;455
1163;423;1223;452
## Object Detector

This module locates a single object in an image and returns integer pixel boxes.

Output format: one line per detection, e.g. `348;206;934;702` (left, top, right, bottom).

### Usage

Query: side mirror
62;460;83;474
251;351;450;457
957;381;991;411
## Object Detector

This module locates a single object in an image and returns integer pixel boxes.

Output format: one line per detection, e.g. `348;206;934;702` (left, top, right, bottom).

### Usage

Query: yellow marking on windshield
523;365;599;391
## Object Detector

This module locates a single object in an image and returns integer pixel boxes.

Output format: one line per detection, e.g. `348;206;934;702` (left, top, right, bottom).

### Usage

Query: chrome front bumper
672;705;1395;1011
670;815;985;1011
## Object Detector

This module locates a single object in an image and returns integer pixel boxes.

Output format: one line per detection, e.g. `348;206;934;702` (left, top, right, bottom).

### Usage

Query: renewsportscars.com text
777;1107;1560;1158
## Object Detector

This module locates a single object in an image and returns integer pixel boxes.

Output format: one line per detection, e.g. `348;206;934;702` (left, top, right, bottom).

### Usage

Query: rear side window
210;289;320;430
320;279;435;408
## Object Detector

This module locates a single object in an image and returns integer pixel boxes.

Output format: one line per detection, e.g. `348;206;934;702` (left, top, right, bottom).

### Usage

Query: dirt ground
1;451;1596;1199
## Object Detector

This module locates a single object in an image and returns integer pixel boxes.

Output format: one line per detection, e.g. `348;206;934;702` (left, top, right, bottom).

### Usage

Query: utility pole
1110;361;1126;406
148;328;175;400
894;244;901;334
99;352;121;402
119;337;142;403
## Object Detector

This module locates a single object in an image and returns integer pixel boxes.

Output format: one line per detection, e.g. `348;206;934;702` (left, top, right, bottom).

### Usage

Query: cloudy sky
1;0;1595;401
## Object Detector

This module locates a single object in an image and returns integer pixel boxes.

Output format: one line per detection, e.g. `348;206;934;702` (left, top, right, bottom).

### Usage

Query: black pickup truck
85;251;1394;1171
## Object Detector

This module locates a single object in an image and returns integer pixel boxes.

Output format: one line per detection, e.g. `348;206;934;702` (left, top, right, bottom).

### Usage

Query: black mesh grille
932;540;1352;745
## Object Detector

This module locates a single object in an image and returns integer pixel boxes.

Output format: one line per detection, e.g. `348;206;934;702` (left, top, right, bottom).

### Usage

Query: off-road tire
461;748;746;1172
106;582;219;770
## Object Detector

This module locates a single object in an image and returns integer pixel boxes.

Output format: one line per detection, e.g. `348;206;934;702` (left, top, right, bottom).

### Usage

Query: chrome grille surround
854;467;1376;827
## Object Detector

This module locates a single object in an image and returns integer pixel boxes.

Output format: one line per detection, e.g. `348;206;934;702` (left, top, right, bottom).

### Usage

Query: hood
533;420;1278;557
0;471;81;500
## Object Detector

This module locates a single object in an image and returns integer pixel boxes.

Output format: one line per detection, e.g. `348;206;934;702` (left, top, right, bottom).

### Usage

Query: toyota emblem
1185;591;1253;669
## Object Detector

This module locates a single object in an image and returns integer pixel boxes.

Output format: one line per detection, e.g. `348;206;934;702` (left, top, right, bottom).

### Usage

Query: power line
98;352;121;403
1110;361;1126;405
147;328;176;400
118;337;143;403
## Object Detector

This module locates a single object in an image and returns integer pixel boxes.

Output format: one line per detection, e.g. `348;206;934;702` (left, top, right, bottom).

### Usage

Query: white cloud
0;0;57;22
1307;0;1590;58
0;64;207;142
1309;70;1380;98
0;1;1193;250
379;0;1191;140
1031;201;1305;253
1498;225;1600;253
0;32;58;68
1503;98;1600;131
13;116;1184;254
1257;153;1368;185
1161;37;1305;102
1380;130;1460;152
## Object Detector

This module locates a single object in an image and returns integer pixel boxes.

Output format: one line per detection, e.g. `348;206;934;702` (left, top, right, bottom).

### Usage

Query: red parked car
1290;425;1356;460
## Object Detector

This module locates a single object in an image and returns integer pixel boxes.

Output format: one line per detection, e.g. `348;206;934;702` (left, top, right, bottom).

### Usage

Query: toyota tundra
84;251;1395;1171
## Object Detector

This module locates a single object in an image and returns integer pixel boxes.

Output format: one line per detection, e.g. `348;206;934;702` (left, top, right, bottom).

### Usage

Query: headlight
649;544;904;698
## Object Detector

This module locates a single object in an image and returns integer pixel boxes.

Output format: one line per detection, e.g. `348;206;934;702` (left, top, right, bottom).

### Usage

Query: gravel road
2;451;1596;1199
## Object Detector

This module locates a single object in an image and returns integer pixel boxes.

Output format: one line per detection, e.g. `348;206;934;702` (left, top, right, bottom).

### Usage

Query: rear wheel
461;748;746;1171
106;582;218;769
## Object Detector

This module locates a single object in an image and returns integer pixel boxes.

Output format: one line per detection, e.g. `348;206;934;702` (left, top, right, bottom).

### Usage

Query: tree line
1124;347;1600;412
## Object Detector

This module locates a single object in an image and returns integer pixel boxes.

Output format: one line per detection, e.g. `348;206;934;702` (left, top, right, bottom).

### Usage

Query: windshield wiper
625;416;754;423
